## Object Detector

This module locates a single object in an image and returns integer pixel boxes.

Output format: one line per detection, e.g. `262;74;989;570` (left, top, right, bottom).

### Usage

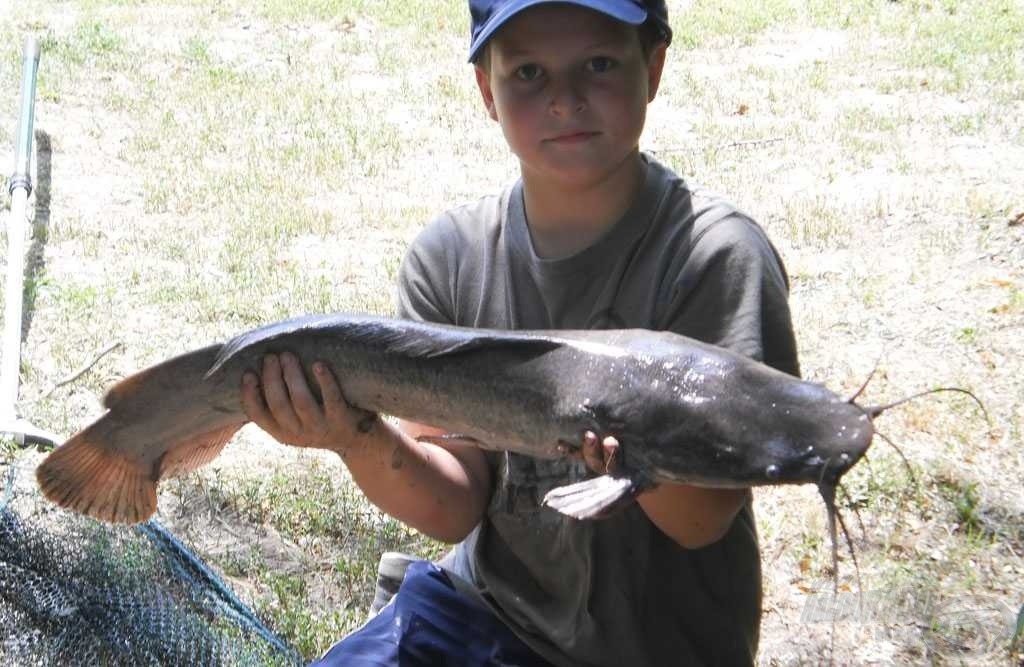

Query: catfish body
37;314;873;524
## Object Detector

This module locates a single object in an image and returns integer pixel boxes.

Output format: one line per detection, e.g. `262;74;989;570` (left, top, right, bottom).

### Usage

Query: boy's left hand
578;431;621;475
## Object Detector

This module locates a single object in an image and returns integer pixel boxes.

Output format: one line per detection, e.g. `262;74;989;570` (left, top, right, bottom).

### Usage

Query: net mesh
0;464;302;666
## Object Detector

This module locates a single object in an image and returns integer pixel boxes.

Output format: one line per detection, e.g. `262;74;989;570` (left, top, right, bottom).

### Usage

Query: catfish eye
765;464;780;480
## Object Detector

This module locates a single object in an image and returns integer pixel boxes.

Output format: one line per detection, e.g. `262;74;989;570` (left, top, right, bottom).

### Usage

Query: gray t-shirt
396;155;799;667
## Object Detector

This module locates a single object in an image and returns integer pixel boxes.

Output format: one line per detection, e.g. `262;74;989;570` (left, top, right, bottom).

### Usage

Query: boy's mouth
545;130;600;145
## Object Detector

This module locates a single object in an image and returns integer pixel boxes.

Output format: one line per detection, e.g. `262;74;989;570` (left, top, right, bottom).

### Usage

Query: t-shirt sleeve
395;215;458;325
663;214;800;377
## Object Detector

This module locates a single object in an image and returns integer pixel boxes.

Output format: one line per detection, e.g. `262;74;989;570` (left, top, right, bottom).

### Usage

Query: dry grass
1;0;1022;662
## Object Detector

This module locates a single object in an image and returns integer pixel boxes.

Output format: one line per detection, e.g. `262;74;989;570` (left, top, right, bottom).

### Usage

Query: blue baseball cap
468;0;672;62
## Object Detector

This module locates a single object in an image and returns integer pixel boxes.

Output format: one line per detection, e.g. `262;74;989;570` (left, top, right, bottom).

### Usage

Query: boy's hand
240;352;377;453
578;431;621;476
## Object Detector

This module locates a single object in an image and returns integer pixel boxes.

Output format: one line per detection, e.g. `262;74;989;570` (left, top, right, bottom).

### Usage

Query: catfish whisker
837;481;867;542
833;501;863;598
846;348;887;404
874;429;917;490
846;365;878;405
864;386;988;423
818;481;840;595
859;452;879;490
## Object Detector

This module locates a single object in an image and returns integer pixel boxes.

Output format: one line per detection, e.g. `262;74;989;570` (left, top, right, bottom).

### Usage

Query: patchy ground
1;0;1022;663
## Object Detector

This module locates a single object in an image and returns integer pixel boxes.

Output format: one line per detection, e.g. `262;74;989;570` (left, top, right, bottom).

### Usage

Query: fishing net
0;462;302;666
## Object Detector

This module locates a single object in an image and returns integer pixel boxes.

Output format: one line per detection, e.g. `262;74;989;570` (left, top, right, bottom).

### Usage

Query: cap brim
468;0;648;62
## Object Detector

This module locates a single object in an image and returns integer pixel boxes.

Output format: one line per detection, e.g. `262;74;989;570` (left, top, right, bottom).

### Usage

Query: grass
163;455;447;658
1;0;1022;663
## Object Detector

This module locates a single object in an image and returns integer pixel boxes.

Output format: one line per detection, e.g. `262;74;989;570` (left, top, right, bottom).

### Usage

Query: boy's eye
514;64;542;81
586;56;617;73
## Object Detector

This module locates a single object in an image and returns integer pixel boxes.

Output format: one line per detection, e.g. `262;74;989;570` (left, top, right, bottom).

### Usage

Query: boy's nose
548;77;587;116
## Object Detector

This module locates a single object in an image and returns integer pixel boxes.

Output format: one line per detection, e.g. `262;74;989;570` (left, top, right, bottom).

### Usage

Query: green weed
936;477;987;538
879;1;1024;91
955;326;977;344
783;194;852;249
258;571;353;660
674;0;799;49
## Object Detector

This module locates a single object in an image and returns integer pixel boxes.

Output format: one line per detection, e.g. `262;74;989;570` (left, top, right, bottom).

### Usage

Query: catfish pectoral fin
36;426;158;525
542;474;647;520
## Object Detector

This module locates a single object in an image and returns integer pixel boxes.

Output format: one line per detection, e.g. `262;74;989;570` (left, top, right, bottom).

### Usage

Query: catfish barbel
37;313;879;526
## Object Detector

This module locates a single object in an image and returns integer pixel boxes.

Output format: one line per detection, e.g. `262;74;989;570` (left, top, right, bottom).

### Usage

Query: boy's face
475;4;666;188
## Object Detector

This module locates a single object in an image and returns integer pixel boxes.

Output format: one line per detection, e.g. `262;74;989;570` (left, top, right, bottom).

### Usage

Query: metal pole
1;36;59;447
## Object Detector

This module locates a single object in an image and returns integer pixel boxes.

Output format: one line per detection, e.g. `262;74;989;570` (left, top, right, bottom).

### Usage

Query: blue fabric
311;560;552;667
466;0;672;62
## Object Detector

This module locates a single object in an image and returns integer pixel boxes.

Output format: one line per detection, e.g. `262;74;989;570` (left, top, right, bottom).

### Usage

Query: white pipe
0;186;28;424
0;35;59;448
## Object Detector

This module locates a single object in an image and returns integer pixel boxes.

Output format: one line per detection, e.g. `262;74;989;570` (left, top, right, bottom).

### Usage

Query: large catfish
37;313;876;526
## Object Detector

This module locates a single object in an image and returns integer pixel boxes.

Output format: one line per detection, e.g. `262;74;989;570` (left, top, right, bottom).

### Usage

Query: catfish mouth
818;450;861;486
765;446;863;488
813;385;988;596
759;410;873;487
820;418;875;484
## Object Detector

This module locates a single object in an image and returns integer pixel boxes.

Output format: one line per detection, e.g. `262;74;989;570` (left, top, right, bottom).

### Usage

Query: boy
241;1;799;665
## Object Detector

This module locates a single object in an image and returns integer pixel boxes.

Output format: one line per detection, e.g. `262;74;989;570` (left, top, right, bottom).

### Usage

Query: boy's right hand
240;352;378;454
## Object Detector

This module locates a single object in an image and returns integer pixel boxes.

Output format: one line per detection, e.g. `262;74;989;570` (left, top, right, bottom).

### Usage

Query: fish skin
36;313;874;524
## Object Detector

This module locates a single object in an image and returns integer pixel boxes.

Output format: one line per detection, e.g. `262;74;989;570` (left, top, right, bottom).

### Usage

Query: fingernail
313;362;325;375
243;372;257;386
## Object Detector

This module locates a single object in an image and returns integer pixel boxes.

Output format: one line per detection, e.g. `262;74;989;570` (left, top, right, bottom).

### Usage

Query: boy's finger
601;436;620;474
240;371;274;426
313;361;346;418
240;371;289;441
260;354;302;434
567;431;594;460
582;431;605;473
279;352;327;431
315;362;380;436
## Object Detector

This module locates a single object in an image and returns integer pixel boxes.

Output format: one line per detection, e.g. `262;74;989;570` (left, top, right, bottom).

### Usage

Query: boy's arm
240;352;492;544
636;485;747;548
579;433;746;549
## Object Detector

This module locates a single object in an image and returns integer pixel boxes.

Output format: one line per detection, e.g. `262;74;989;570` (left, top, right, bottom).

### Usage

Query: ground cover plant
1;0;1022;663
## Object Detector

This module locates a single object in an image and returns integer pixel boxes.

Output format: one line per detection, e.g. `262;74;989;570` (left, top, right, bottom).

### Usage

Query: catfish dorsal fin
380;330;563;360
309;317;565;360
206;314;565;378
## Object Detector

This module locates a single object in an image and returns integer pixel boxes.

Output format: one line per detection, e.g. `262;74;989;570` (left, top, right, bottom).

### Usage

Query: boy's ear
474;65;499;122
646;43;668;103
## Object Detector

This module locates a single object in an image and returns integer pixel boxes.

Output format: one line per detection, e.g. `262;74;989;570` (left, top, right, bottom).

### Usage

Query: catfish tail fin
37;343;246;524
36;420;158;524
36;417;244;524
